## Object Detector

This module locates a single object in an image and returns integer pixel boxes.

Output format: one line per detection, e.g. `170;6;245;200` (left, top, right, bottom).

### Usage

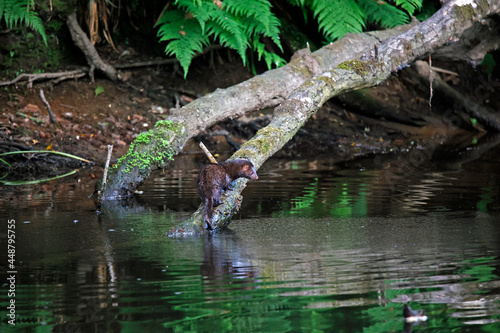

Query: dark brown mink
197;159;258;230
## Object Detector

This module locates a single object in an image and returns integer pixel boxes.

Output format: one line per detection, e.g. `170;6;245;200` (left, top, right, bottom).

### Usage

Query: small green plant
481;53;496;80
95;85;105;96
0;0;47;45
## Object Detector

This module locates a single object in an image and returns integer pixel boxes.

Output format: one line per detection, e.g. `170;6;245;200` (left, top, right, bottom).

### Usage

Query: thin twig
0;69;88;87
16;111;46;124
40;89;57;124
431;66;459;76
428;55;433;110
101;145;113;191
199;142;218;164
59;103;77;109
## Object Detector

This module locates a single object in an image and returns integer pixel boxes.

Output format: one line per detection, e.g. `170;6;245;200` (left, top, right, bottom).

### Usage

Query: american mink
197;159;258;230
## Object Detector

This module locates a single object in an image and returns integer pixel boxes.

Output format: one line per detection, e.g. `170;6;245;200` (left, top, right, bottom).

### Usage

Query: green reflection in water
272;179;368;218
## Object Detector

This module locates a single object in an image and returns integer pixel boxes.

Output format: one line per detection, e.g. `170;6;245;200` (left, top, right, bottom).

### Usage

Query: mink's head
239;161;258;180
224;159;258;180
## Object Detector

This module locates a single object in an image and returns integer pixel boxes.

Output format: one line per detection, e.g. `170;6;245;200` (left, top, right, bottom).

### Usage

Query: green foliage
155;0;284;77
481;53;496;80
358;0;410;29
395;0;422;15
310;0;366;41
291;0;423;42
0;0;47;45
95;85;105;96
115;120;182;173
155;0;425;76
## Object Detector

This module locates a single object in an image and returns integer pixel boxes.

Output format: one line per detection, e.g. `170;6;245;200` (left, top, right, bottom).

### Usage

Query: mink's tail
204;198;213;230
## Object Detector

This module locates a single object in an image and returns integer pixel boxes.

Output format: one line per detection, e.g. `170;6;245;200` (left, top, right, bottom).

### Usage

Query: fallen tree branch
168;0;500;235
199;142;218;164
0;69;87;87
16;112;45;124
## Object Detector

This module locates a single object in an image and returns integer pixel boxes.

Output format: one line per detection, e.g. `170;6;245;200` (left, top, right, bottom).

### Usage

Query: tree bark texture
66;12;118;82
166;0;500;235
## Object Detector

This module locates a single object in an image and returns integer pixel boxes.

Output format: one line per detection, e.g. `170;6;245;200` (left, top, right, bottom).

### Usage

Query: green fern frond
206;10;249;64
395;0;423;15
174;0;216;33
156;10;209;77
358;0;409;28
224;0;283;51
157;0;284;76
252;39;287;69
312;0;366;41
0;0;47;45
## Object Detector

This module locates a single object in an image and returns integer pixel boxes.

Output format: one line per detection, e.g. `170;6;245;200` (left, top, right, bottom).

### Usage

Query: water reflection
1;144;500;331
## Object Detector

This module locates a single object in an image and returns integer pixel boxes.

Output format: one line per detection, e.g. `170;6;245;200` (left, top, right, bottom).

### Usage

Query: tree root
66;12;118;82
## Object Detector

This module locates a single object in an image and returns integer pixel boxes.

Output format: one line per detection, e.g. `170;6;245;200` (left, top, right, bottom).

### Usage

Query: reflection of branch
436;133;500;169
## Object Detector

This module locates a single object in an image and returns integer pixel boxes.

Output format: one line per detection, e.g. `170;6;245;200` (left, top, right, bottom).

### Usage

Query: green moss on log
337;60;369;76
454;4;476;22
115;120;184;173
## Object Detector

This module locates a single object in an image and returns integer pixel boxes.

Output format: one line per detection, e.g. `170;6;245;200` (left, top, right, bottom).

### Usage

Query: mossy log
167;0;500;235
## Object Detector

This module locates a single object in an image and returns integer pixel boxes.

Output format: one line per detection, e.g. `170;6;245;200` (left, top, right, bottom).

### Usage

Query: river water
1;140;499;332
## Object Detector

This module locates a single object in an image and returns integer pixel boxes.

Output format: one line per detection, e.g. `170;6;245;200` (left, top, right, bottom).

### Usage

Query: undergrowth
156;0;285;77
0;0;47;45
156;0;423;76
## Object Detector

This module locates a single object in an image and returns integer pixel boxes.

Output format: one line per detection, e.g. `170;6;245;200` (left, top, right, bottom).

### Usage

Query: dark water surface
1;143;500;332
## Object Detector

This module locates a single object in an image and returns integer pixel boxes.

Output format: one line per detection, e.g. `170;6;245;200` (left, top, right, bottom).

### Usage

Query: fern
206;9;249;64
156;10;209;75
156;0;284;77
358;0;410;29
223;0;282;48
310;0;366;42
288;0;423;42
252;39;287;69
156;0;424;77
396;0;423;16
0;0;47;45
